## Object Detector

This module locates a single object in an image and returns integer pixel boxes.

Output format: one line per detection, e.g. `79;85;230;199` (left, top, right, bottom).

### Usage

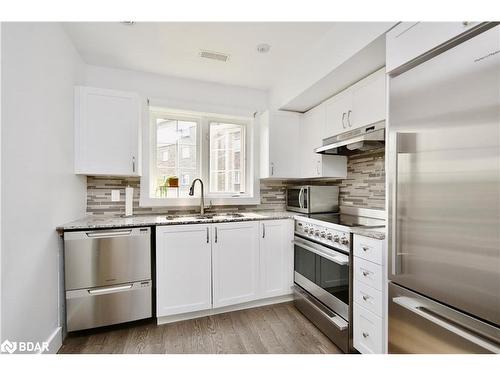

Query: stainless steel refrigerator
387;24;500;353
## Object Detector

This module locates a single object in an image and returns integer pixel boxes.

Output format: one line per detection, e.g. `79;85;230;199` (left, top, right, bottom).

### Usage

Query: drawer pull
362;332;370;338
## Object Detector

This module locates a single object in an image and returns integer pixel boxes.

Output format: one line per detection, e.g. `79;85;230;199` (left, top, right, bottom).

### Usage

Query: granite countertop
350;227;386;240
57;211;297;232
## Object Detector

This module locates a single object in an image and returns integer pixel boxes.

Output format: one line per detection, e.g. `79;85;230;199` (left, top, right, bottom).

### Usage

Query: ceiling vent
199;50;230;62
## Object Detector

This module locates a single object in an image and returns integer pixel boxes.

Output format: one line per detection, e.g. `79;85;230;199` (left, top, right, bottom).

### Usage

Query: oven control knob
314;230;320;236
340;236;349;245
326;233;333;240
333;234;340;242
320;231;326;238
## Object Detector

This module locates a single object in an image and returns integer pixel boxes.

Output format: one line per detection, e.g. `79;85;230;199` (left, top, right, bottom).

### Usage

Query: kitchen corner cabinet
300;103;347;179
156;224;212;316
212;221;260;308
74;86;141;176
259;220;294;298
259;110;300;179
324;68;386;138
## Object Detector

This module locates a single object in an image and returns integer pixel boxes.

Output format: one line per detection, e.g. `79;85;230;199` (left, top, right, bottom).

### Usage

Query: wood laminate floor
58;302;343;354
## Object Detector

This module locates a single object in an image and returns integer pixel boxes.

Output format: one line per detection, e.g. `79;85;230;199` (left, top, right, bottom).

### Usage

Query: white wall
84;65;269;117
1;23;86;351
270;22;396;110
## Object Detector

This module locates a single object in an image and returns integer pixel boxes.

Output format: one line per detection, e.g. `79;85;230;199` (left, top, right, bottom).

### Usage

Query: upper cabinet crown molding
74;86;141;176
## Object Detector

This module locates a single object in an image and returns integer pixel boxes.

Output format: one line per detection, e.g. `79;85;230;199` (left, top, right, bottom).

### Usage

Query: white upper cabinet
351;68;386;128
74;86;141;176
300;103;347;179
212;221;260;308
259;110;300;179
259;220;294;298
386;22;480;73
325;90;353;136
324;68;386;139
156;224;212;317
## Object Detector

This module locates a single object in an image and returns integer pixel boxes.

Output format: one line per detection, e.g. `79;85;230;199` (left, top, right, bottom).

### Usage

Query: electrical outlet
111;190;120;202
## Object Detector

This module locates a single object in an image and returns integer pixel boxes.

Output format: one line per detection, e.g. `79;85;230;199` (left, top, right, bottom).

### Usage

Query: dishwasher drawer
66;280;152;332
64;227;151;290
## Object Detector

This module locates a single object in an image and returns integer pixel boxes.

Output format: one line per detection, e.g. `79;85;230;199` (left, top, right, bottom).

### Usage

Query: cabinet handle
362;294;370;301
215;227;218;243
206;227;209;243
262;223;265;238
316;160;321;175
347;110;352;127
362;332;369;338
362;270;370;277
362;246;369;252
270;162;274;176
341;112;346;129
132;156;136;173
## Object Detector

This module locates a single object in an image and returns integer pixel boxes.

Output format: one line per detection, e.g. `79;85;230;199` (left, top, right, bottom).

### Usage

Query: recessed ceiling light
257;43;271;54
121;21;135;26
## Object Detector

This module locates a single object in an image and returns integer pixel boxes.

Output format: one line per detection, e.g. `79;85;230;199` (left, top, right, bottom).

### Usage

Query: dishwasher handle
86;229;133;238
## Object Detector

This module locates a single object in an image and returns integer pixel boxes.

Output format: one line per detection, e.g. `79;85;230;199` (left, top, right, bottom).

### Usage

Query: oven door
293;235;350;320
286;187;309;213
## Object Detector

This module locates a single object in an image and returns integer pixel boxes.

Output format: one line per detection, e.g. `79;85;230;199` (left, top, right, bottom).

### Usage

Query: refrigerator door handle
393;296;500;353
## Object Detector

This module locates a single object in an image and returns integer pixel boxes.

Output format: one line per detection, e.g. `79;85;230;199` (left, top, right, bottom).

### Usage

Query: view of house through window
209;122;245;194
151;110;250;200
155;116;199;198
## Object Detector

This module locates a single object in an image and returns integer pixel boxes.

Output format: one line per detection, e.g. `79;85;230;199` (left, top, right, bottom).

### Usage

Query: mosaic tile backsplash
86;149;385;216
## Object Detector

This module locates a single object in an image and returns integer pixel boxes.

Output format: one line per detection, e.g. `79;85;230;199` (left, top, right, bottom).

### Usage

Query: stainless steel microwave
286;185;339;213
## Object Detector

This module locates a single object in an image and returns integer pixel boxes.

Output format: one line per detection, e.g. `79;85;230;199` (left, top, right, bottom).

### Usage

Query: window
209;122;245;194
145;108;257;206
154;116;199;198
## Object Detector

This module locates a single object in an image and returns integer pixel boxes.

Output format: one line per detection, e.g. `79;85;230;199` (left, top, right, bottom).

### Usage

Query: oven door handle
293;240;349;265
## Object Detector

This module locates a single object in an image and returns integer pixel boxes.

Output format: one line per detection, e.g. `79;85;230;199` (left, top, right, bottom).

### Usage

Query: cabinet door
351;68;386;129
75;86;140;176
212;221;260;308
386;22;480;72
259;220;294;298
325;90;352;138
299;104;325;178
260;110;300;179
156;224;212;316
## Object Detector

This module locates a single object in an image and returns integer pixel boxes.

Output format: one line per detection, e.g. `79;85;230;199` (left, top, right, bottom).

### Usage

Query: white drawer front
354;280;382;317
354;235;383;265
354;256;383;291
354;303;384;354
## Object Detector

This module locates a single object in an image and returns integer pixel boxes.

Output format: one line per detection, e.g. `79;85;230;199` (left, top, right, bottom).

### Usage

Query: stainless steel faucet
188;178;206;215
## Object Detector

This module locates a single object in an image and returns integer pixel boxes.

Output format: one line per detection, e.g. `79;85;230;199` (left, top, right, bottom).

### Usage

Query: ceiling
63;22;337;90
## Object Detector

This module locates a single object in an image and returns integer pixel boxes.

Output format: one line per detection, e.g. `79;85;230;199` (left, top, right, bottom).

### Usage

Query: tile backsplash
86;149;385;216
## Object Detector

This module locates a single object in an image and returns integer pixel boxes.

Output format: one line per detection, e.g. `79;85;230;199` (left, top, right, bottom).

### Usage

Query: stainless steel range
293;207;385;353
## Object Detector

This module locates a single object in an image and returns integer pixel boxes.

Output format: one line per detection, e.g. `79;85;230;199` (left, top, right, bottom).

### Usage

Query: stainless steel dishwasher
64;227;152;332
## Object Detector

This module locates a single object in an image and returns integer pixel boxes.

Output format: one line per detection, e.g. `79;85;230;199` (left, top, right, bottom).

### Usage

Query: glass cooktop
307;213;385;228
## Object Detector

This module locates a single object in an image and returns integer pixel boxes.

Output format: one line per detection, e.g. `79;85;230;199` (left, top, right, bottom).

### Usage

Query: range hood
315;121;385;155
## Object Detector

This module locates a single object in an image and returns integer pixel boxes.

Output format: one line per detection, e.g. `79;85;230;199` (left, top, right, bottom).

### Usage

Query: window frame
140;107;260;208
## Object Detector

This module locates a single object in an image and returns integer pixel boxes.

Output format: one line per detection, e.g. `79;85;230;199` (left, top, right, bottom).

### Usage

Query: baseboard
157;294;294;325
39;326;62;354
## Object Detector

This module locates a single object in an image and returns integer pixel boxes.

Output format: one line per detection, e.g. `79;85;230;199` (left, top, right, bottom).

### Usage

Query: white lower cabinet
353;234;387;354
212;221;260;308
156;219;293;319
156;224;212;316
259;220;294;298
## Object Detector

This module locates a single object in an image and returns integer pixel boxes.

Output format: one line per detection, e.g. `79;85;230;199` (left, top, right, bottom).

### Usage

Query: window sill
139;195;261;208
